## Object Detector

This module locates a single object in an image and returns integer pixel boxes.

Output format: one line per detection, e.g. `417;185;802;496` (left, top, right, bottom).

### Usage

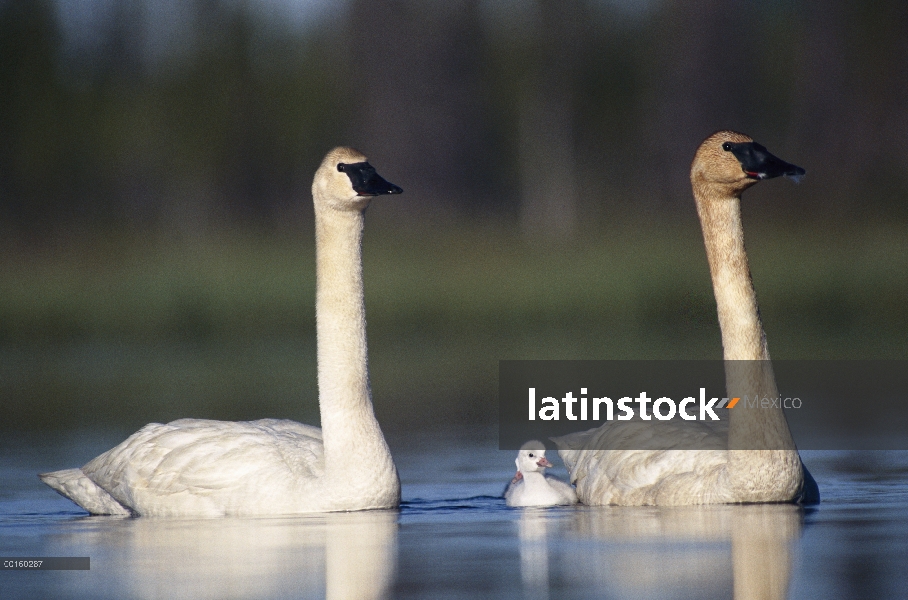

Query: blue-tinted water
2;429;907;599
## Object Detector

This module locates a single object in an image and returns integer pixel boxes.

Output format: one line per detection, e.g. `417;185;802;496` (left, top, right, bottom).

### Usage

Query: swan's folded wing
81;419;324;515
553;420;731;505
38;468;132;515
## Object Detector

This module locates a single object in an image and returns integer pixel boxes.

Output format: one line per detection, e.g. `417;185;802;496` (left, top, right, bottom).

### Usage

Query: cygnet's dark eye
528;453;534;458
722;142;732;151
337;163;347;172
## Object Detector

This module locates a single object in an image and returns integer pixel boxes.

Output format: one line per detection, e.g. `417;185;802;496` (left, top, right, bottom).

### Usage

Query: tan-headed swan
554;131;820;506
40;147;403;516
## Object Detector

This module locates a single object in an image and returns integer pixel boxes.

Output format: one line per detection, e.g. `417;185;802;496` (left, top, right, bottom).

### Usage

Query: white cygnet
504;441;578;507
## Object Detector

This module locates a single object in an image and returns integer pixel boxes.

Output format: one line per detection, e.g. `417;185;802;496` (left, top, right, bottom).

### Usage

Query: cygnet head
313;146;403;212
691;131;805;196
515;440;554;475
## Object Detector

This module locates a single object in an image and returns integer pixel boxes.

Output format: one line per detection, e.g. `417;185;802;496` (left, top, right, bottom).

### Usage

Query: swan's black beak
338;162;403;196
723;141;805;182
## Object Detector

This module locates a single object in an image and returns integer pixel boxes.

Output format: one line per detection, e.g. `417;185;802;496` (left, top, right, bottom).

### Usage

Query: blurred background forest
2;0;907;434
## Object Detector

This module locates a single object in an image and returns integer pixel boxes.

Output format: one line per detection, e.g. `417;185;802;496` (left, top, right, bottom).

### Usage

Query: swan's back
43;419;326;516
559;447;732;506
554;420;732;506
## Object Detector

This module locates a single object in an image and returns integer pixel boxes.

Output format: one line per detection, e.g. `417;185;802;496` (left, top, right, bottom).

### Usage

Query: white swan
505;441;578;507
39;147;403;516
554;131;820;506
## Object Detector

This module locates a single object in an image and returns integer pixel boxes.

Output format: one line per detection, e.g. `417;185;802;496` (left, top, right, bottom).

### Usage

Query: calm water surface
1;429;907;599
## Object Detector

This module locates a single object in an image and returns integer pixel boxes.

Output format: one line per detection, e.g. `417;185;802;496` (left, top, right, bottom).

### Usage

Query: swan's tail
39;468;132;516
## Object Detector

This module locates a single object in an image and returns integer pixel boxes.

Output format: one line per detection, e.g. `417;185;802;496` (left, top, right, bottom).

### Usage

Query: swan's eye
337;163;347;172
722;142;732;151
528;453;534;458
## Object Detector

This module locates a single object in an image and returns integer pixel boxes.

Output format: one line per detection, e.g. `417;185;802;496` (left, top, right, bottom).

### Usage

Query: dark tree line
1;0;907;239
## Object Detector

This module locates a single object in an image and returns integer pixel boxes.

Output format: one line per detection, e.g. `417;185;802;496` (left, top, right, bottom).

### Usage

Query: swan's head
691;131;805;195
514;440;554;475
313;146;403;212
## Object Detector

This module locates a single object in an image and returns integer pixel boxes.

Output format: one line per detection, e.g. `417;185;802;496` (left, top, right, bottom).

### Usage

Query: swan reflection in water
54;510;397;600
516;503;802;599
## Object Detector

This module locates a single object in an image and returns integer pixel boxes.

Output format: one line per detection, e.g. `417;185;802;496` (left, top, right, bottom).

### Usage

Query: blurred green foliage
2;218;905;431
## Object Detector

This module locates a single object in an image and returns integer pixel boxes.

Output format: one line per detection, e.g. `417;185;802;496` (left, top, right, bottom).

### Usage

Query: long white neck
695;195;767;363
694;183;802;501
313;199;397;495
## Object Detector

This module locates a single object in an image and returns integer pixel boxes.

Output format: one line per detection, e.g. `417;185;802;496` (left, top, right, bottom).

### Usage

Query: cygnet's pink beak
511;471;523;484
536;457;553;468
